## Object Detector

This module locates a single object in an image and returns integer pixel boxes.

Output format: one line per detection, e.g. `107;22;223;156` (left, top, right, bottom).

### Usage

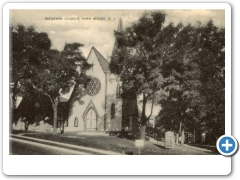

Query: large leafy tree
10;24;91;133
159;21;225;145
32;43;91;134
110;12;180;139
195;21;225;142
10;25;51;124
159;23;206;145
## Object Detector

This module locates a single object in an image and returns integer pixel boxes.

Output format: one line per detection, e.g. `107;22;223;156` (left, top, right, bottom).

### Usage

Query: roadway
10;136;91;155
9;135;122;155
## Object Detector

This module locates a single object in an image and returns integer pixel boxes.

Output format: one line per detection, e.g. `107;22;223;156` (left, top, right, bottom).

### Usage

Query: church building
65;19;139;132
66;46;122;132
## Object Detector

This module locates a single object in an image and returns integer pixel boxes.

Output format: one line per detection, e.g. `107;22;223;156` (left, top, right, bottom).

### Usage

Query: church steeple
117;18;123;32
111;18;124;58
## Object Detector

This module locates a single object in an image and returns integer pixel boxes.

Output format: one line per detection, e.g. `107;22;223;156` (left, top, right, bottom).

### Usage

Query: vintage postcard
3;3;231;175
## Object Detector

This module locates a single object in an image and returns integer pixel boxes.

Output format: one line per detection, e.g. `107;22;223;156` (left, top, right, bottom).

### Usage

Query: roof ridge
92;46;109;73
92;46;108;62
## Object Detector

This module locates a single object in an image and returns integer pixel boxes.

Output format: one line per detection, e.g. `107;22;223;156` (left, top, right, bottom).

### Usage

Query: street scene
9;9;225;155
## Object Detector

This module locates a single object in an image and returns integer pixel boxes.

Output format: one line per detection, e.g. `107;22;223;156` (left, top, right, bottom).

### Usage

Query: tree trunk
10;82;18;133
10;95;17;133
178;121;182;144
140;93;147;140
193;128;196;144
11;82;18;119
140;124;147;140
25;122;29;131
9;109;13;133
140;114;147;140
12;95;17;112
60;120;65;134
53;104;58;134
46;96;59;134
180;121;185;146
53;105;58;134
176;133;179;144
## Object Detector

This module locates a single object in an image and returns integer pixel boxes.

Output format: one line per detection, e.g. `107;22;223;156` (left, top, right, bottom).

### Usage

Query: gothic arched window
74;117;78;127
111;103;115;119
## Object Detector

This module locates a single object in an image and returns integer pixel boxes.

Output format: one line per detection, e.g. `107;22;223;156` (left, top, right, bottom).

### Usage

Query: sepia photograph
9;8;225;156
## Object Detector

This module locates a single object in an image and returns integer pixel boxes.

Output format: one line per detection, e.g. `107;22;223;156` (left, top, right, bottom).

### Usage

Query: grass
12;130;219;155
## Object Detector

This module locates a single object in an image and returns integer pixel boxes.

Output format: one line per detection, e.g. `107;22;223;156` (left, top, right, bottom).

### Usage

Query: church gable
92;47;109;73
86;46;109;76
66;47;109;132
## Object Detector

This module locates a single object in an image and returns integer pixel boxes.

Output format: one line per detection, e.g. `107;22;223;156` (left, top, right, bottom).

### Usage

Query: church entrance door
86;109;97;131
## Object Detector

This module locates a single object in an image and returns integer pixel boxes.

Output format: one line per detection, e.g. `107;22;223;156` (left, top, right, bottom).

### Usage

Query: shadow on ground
153;143;166;149
186;143;218;153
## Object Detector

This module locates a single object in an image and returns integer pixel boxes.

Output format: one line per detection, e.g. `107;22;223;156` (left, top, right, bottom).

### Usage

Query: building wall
66;49;107;131
105;73;122;131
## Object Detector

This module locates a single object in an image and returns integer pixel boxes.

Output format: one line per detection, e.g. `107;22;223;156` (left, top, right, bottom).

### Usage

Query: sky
10;9;225;60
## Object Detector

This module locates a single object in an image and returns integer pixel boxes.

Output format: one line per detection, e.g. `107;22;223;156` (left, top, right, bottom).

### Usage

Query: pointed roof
111;18;124;57
91;46;109;73
117;18;123;32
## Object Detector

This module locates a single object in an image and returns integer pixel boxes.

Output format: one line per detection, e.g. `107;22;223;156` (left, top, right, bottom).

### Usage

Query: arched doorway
82;100;99;131
86;108;97;131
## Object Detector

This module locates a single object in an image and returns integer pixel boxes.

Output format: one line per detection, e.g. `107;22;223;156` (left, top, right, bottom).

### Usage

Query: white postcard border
3;2;231;175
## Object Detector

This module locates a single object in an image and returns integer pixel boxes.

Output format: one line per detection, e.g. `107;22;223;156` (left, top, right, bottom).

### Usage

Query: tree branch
42;93;54;105
31;85;56;106
146;93;150;100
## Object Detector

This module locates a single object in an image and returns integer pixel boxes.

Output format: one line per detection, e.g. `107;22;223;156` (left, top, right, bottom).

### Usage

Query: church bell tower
111;18;139;133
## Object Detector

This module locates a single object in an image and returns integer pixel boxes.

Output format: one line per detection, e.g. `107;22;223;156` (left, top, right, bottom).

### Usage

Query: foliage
10;25;51;111
110;12;181;139
110;12;225;143
158;20;225;144
10;24;91;133
30;42;91;133
32;42;90;100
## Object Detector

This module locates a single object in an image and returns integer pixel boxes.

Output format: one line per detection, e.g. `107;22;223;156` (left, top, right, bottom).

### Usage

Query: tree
31;43;91;134
10;24;91;133
158;21;225;145
10;24;52;126
110;12;180;139
161;23;206;145
194;21;225;142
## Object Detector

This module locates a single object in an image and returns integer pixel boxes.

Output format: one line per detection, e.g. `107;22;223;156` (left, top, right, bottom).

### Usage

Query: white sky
10;9;225;60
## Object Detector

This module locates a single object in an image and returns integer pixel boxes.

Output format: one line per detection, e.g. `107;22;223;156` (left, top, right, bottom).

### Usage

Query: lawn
12;130;218;155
